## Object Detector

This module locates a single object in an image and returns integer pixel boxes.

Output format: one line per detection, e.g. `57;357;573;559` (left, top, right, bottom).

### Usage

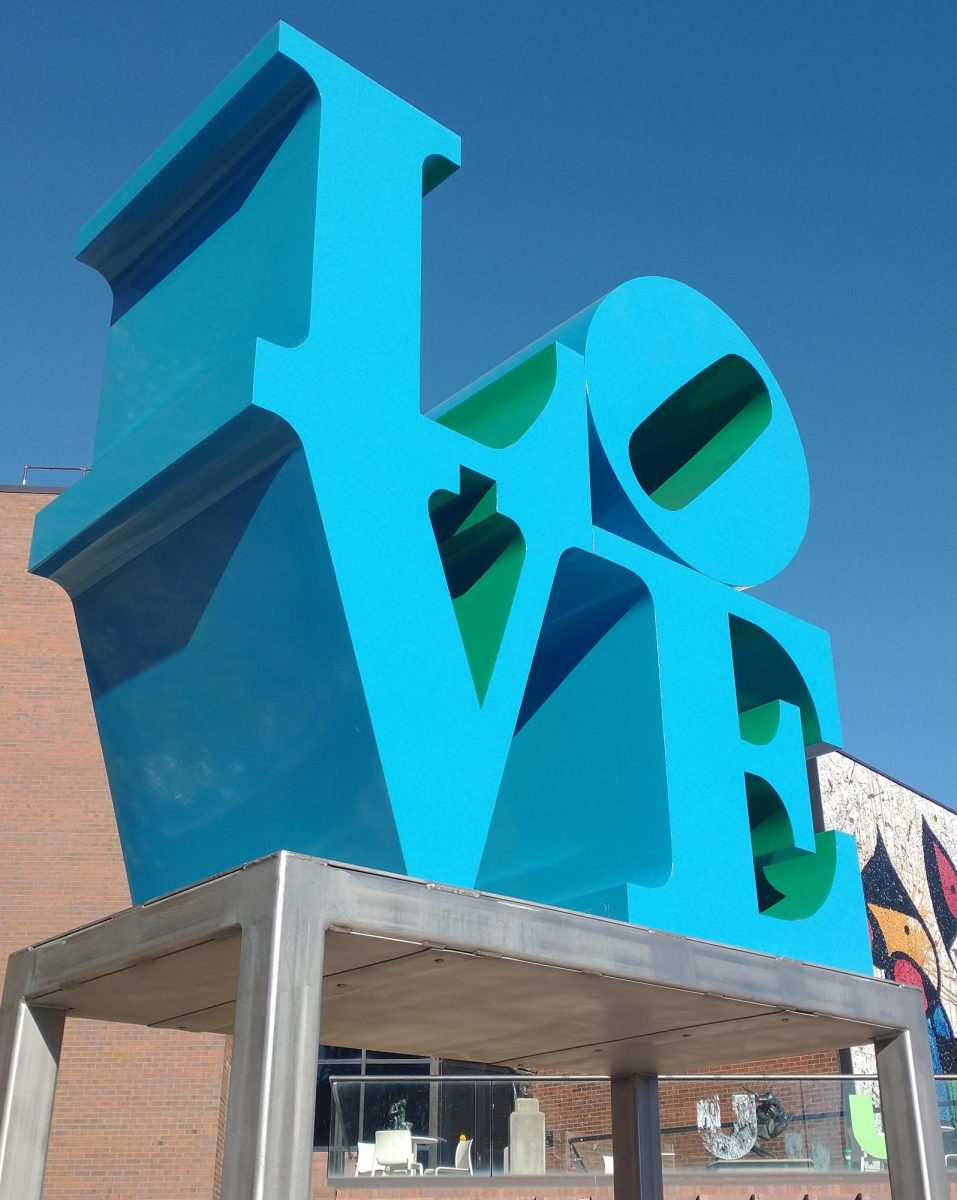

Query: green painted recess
758;832;839;920
436;347;557;449
630;354;772;510
738;700;781;746
746;773;838;920
429;469;526;704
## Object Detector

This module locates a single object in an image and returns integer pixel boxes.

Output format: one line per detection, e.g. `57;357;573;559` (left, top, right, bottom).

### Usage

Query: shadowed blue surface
74;447;402;899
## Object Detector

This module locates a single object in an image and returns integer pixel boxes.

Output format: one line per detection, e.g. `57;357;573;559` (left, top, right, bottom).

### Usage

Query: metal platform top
2;851;946;1199
13;852;919;1075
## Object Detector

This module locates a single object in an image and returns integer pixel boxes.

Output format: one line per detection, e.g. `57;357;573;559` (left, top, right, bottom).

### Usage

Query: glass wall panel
323;1072;957;1184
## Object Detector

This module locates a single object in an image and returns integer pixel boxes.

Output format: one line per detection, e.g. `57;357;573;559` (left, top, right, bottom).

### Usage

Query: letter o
583;277;810;586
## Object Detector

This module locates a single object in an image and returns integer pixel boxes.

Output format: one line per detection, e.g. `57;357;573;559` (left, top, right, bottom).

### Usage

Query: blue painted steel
31;24;870;971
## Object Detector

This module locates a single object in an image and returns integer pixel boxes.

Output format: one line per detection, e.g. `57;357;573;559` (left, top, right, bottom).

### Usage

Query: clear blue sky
2;2;954;806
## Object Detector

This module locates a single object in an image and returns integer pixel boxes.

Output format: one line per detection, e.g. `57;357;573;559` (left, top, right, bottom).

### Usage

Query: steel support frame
611;1075;663;1200
0;852;948;1199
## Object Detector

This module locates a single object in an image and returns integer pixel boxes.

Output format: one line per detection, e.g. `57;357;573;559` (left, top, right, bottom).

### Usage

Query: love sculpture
31;23;869;972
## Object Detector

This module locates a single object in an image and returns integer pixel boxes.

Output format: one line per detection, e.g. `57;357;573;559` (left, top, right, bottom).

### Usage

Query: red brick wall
0;489;228;1199
531;1050;843;1174
656;1053;845;1171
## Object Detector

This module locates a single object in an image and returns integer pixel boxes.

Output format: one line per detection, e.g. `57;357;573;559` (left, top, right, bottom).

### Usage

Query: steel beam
220;859;326;1200
0;958;65;1200
875;989;949;1200
611;1074;664;1200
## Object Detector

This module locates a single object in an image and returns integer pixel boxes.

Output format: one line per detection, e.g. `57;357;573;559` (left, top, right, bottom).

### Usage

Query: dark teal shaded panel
93;88;320;460
477;551;671;904
75;447;402;902
514;544;649;732
78;453;281;698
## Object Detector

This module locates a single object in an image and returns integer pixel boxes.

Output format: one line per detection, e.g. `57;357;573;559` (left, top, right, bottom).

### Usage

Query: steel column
220;857;326;1200
610;1074;664;1200
875;991;949;1200
0;956;66;1200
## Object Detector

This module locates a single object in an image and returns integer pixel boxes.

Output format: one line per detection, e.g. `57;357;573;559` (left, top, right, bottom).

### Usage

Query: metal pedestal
0;852;947;1199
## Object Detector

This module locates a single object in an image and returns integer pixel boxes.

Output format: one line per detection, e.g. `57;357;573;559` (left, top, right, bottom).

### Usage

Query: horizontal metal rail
328;1074;606;1084
328;1071;953;1084
20;464;89;485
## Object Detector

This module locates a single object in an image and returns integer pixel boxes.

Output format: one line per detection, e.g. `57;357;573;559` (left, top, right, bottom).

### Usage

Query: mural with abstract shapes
864;827;957;1072
819;752;957;1073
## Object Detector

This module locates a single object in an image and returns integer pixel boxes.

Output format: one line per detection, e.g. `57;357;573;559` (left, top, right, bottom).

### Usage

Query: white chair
373;1129;422;1175
354;1142;379;1176
427;1137;473;1175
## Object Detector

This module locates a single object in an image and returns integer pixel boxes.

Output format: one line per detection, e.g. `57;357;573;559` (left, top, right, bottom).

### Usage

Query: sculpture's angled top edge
426;298;598;422
75;22;286;264
74;22;460;281
428;275;760;422
276;21;460;193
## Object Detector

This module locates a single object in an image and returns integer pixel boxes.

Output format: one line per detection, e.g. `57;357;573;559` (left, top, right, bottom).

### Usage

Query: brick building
0;486;229;1200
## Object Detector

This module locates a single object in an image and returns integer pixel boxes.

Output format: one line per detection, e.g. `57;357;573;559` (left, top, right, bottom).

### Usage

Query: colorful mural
819;752;957;1072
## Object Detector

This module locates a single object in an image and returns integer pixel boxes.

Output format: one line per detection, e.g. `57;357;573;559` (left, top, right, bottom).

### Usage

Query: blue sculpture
31;23;870;972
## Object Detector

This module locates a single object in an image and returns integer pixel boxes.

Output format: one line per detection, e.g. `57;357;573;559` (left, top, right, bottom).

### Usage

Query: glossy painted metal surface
0;855;948;1199
31;24;867;970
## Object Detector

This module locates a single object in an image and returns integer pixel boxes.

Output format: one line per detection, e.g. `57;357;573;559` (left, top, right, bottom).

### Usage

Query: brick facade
531;1051;844;1176
0;489;228;1199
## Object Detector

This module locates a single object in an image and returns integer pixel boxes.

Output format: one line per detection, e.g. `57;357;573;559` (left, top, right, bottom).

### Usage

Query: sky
2;1;954;807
